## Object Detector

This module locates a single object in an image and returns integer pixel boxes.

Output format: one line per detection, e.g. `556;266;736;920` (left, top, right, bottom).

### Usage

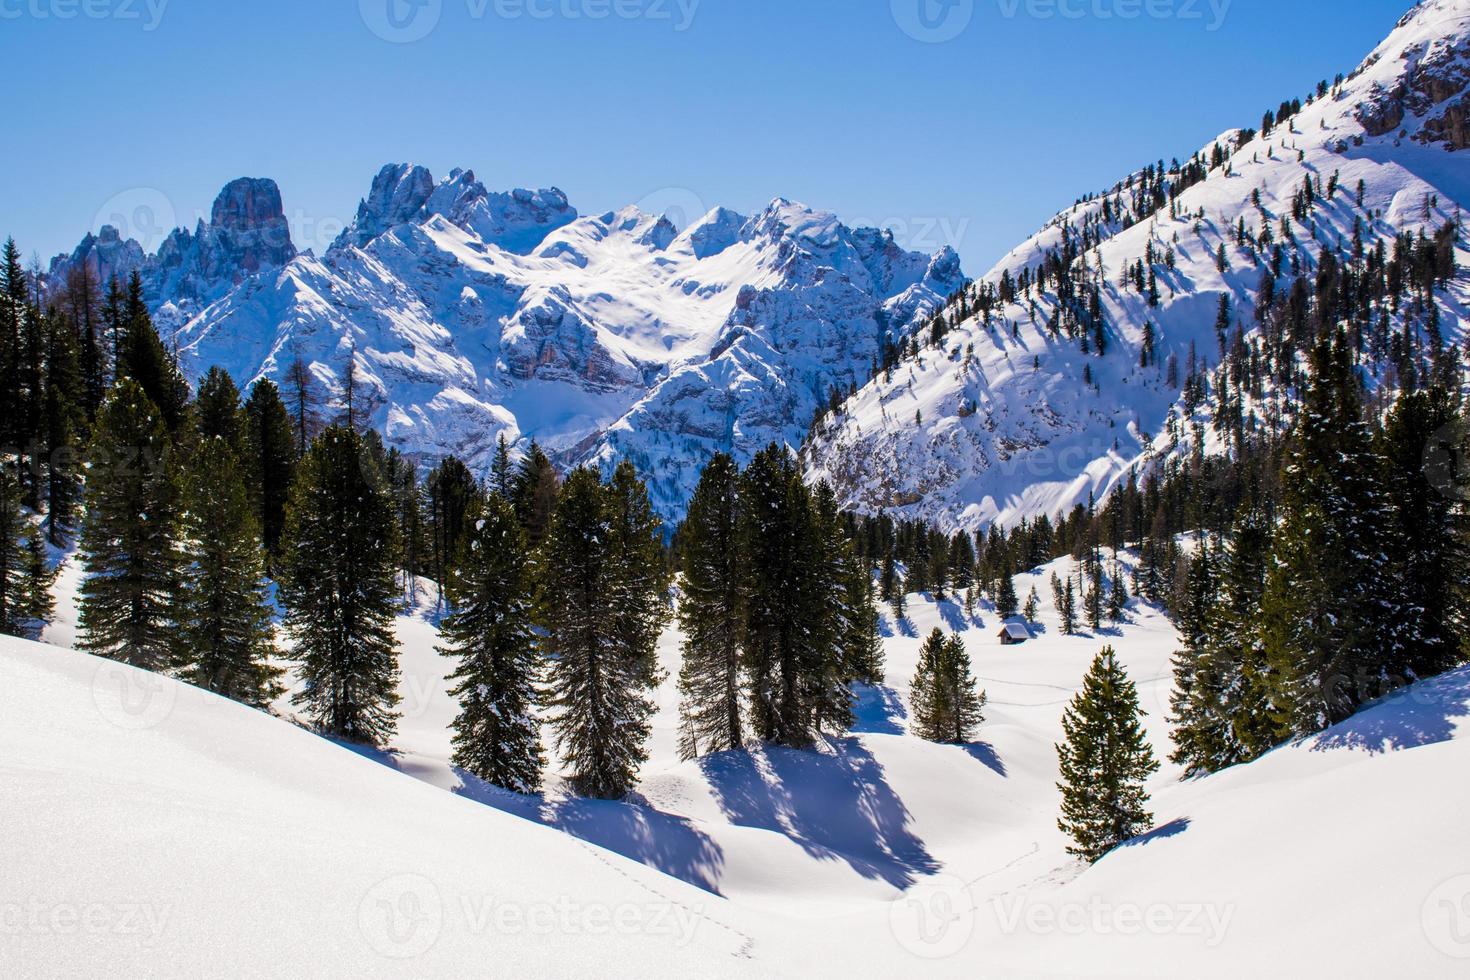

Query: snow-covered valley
8;552;1470;978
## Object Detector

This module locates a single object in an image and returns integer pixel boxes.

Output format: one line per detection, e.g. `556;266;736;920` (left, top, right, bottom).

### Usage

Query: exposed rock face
48;225;146;293
47;178;297;329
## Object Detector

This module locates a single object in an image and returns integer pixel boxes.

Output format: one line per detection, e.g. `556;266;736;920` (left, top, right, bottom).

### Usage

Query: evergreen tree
511;441;559;552
77;380;181;670
117;272;188;431
0;239;28;454
676;453;746;759
174;437;282;707
243;379;297;562
740;445;826;748
608;460;671;688
542;467;654;799
193;366;246;452
280;426;402;746
995;559;1019;619
1261;330;1407;733
425;455;479;596
1084;560;1105;631
41;309;84;545
1023;587;1040;624
491;434;514;499
0;466;54;640
439;492;543;793
1057;647;1160;863
910;629;986;744
1379;386;1468;679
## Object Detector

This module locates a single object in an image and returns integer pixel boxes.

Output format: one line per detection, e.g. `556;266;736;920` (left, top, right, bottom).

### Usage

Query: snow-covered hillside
808;0;1470;531
48;165;962;521
10;553;1470;977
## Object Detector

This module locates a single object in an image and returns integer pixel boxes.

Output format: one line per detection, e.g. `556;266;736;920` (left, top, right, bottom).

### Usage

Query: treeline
0;236;900;802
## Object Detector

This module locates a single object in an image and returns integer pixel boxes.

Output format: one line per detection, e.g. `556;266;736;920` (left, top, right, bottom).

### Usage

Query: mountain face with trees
808;0;1470;536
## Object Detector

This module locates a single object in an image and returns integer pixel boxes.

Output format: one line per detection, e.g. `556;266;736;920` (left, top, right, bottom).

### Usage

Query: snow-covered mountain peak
52;164;964;520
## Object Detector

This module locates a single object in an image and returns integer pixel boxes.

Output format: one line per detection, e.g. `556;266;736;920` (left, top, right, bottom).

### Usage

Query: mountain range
47;0;1470;529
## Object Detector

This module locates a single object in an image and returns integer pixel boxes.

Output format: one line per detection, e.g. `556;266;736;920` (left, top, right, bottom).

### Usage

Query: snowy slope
48;166;962;521
13;553;1470;977
808;0;1470;531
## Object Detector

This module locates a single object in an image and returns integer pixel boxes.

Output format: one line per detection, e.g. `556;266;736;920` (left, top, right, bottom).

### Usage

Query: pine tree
542;467;655;799
1379;386;1468;679
174;437;282;707
511;441;559;552
243;379;297;562
280;426;402;746
77;380;181;670
1023;587;1040;624
676;453;746;759
740;446;826;748
194;366;246;452
1168;540;1220;776
491;434;514;499
0;465;54;640
439;492;543;793
426;455;479;597
1057;647;1160;863
1084;561;1105;631
608;461;670;689
283;357;321;454
117;272;188;431
910;629;986;744
1261;330;1407;734
41;309;85;545
0;239;28;455
995;559;1019;619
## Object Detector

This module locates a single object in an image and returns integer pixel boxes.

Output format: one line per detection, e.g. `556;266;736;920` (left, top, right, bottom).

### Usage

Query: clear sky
1;0;1412;274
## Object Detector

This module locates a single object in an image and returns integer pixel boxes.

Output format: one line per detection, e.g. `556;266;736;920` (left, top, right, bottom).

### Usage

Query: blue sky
1;0;1411;273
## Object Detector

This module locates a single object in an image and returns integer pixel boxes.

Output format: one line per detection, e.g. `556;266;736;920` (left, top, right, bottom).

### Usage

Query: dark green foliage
676;453;746;760
243;379;297;561
77;380;181;670
1057;647;1160;863
116;272;188;431
175;437;282;707
740;445;831;748
193;366;246;452
1378;386;1469;679
1261;331;1407;733
426;455;479;594
541;467;663;799
0;466;54;640
280;426;402;746
41;309;85;544
910;629;986;744
439;493;544;794
511;441;559;552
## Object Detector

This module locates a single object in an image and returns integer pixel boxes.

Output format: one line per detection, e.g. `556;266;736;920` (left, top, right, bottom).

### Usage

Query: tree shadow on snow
699;737;940;889
446;769;728;896
1116;817;1192;851
850;684;907;735
1309;667;1470;756
937;600;971;634
960;741;1007;778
